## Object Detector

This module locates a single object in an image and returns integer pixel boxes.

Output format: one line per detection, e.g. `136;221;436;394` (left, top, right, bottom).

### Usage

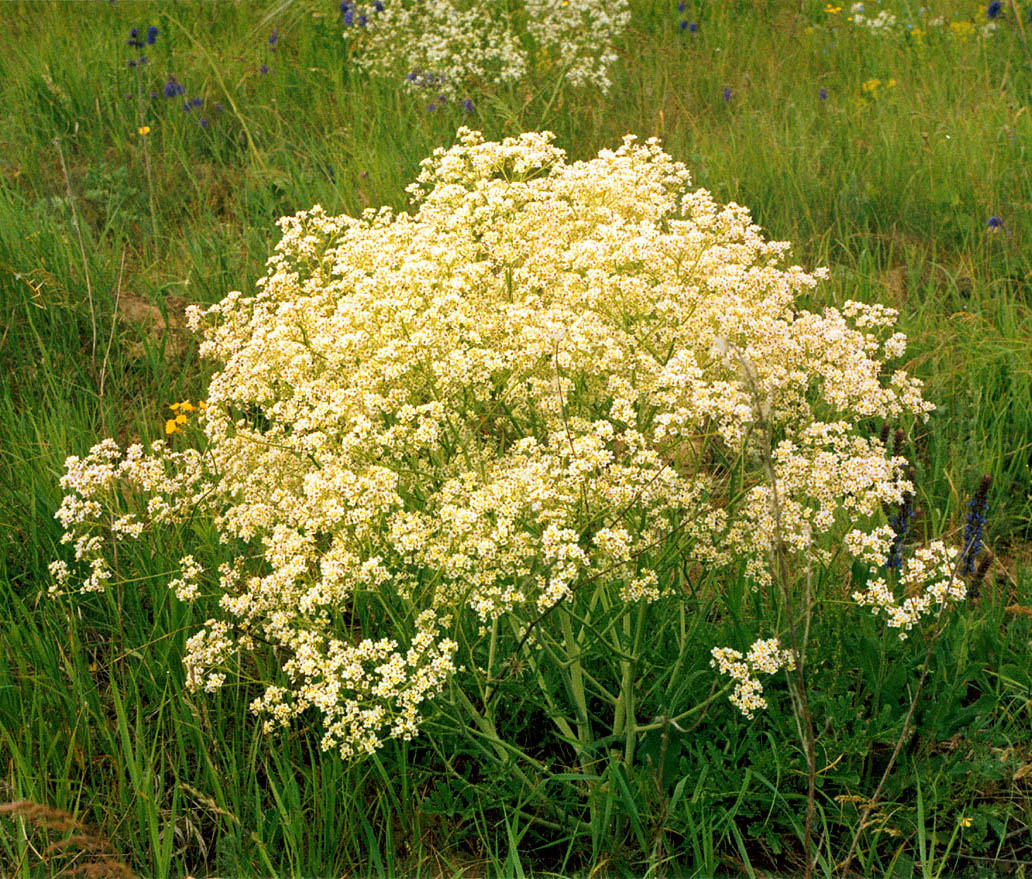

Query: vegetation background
0;0;1030;876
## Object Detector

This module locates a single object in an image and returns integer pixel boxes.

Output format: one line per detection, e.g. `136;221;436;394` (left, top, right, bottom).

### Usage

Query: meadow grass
1;0;1030;876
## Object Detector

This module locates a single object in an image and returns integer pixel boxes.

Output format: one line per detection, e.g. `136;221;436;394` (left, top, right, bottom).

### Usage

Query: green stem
559;607;591;754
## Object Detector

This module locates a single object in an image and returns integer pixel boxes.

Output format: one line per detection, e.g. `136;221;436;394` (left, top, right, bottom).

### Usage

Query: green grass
1;0;1030;876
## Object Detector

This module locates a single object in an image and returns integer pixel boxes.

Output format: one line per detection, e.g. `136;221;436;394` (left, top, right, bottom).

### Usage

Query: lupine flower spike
962;475;991;575
886;454;915;570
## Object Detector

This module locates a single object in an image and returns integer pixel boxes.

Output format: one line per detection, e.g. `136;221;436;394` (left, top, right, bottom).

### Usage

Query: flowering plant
54;131;965;813
339;0;630;96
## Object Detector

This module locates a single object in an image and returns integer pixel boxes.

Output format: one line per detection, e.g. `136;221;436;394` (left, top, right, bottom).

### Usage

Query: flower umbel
711;639;796;718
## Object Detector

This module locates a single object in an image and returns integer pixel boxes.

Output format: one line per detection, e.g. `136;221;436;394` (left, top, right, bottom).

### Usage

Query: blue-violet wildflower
886;493;914;570
962;475;991;575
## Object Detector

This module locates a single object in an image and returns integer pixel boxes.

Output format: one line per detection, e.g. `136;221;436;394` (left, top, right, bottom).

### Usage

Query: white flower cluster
524;0;629;90
341;0;629;97
727;421;917;585
169;554;205;602
843;4;1001;39
850;4;897;32
711;639;796;719
852;540;965;637
55;128;936;756
52;438;212;594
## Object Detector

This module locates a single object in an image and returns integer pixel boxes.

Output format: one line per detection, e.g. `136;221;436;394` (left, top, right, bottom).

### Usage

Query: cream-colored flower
54;129;940;756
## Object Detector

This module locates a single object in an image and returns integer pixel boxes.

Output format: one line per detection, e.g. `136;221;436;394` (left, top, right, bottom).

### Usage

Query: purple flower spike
146;25;158;44
163;76;184;98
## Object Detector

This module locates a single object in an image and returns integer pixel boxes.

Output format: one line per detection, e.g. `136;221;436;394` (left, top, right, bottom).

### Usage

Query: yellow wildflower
825;4;842;13
175;413;188;425
170;403;180;411
165;419;179;435
862;78;881;93
180;401;197;413
138;125;151;136
959;816;973;828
